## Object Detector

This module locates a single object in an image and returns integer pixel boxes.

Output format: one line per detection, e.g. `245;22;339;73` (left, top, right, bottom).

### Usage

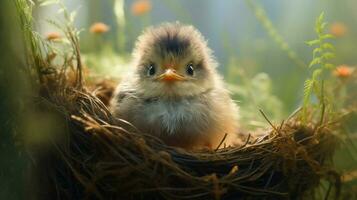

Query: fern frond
306;39;320;46
303;79;314;106
322;52;336;60
321;43;335;50
309;58;322;68
301;12;337;123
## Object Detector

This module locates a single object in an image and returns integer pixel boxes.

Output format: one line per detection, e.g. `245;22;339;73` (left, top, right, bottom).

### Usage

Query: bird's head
131;22;219;99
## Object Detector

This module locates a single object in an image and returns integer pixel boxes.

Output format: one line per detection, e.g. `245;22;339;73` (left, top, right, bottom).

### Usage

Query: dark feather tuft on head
156;31;190;56
133;22;214;65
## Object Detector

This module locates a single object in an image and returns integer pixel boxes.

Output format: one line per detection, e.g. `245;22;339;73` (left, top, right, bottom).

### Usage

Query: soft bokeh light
330;22;348;37
89;22;110;34
131;0;152;16
334;65;354;78
45;31;62;41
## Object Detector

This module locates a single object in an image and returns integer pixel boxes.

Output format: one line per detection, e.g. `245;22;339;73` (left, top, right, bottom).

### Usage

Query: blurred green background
36;0;357;121
1;0;356;199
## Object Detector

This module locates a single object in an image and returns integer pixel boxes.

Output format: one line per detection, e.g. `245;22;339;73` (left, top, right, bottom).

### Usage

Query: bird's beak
156;68;185;82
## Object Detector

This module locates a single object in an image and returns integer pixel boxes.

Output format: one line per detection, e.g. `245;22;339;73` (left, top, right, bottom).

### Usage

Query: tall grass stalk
245;0;306;69
114;0;126;54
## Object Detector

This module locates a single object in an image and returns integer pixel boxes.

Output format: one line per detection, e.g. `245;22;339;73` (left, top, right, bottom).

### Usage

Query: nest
26;65;342;200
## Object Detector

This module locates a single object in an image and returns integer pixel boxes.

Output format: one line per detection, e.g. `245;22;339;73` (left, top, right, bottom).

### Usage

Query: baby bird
110;22;239;149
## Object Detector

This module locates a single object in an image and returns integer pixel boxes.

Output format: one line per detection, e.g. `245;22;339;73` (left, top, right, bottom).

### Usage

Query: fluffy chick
110;22;239;149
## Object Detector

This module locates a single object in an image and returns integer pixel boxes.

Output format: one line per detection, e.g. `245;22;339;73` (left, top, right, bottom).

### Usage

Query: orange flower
131;0;151;16
46;32;61;41
330;22;348;37
90;22;110;34
334;65;354;78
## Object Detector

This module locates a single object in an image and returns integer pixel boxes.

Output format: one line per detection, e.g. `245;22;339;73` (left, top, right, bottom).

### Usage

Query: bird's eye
186;63;194;76
147;64;156;76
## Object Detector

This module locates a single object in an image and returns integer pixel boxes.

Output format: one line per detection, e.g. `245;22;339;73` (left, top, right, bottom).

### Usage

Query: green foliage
245;0;306;69
16;0;84;88
114;0;126;54
39;0;80;35
14;0;48;84
302;12;336;123
38;0;59;6
83;48;130;78
228;71;284;130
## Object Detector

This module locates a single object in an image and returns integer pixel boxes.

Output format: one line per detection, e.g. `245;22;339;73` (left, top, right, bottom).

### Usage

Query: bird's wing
114;88;139;103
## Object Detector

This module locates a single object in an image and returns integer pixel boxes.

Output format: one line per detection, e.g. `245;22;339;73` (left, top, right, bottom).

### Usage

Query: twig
259;109;278;133
66;26;83;89
241;134;252;148
215;133;228;151
278;120;285;132
287;106;302;121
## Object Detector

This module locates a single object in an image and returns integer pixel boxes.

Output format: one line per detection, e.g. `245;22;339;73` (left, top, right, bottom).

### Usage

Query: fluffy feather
110;22;240;149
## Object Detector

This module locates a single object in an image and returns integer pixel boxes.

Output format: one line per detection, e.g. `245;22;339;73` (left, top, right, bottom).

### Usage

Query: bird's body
110;23;239;149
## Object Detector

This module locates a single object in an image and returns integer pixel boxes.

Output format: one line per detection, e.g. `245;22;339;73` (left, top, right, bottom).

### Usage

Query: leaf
321;43;335;51
324;63;335;69
306;39;320;46
321;34;335;40
39;0;59;6
313;48;322;57
322;52;335;60
321;22;328;30
315;12;325;35
312;69;322;80
318;12;325;25
309;58;321;68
